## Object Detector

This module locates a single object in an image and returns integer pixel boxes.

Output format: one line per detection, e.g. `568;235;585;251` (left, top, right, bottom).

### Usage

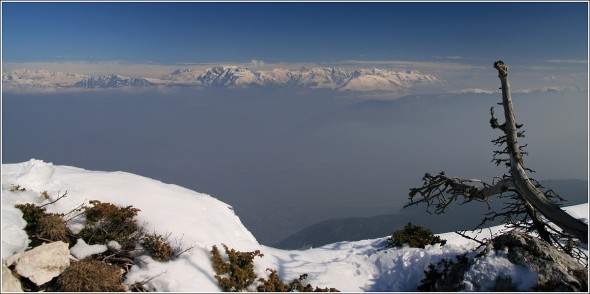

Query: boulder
423;230;588;291
6;241;71;286
492;230;588;291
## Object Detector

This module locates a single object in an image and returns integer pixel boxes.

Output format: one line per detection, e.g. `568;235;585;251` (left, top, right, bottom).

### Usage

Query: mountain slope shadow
274;179;588;250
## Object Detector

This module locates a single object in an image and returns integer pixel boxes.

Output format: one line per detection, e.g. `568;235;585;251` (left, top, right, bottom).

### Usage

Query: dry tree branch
39;190;68;208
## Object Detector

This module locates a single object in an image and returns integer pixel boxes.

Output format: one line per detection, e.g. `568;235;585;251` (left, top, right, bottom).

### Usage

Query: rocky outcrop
6;241;71;286
423;230;588;292
492;230;588;291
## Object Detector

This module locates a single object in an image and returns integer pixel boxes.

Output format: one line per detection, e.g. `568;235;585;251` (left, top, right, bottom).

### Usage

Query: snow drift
2;159;587;291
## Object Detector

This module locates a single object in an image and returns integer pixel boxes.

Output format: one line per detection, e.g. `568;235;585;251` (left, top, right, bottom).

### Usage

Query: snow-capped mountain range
73;74;155;88
2;66;444;92
2;69;88;88
164;66;443;92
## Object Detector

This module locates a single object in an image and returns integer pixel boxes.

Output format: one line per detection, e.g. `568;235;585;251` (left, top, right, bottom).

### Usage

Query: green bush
15;203;71;246
387;223;446;249
418;258;454;291
78;200;141;250
417;254;469;292
15;203;46;234
141;233;174;262
211;244;264;291
257;269;339;292
211;244;339;292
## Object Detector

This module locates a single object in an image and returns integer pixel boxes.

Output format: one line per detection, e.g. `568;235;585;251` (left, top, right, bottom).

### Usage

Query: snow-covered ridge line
2;66;444;91
2;69;155;89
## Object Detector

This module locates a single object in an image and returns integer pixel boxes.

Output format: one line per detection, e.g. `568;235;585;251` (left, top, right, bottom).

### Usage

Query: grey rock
423;231;588;292
492;230;588;292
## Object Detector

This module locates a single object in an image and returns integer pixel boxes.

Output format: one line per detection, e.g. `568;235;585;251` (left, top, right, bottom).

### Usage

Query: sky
2;2;588;65
3;159;587;291
1;1;589;245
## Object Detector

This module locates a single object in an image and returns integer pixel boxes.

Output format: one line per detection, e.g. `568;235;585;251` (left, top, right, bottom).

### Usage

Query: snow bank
2;159;587;291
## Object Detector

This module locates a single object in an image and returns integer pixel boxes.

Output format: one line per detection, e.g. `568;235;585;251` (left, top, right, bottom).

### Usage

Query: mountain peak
3;66;445;92
73;74;154;88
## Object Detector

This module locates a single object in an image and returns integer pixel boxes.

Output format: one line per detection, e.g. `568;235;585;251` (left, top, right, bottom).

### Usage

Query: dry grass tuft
56;260;125;292
37;213;69;243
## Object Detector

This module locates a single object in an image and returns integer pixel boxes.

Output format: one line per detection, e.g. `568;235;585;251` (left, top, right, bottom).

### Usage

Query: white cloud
545;59;587;64
543;72;587;82
3;59;487;79
2;60;328;78
2;61;184;78
336;59;486;71
250;59;265;69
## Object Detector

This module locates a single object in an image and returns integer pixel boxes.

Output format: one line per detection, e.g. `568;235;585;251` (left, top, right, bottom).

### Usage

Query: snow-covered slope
1;160;587;291
1;160;259;292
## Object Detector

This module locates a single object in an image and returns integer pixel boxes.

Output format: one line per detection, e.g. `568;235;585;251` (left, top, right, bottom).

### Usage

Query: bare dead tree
406;61;588;263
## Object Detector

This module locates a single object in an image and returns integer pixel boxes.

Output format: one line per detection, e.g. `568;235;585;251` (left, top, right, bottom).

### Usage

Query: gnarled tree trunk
493;61;587;242
406;61;588;246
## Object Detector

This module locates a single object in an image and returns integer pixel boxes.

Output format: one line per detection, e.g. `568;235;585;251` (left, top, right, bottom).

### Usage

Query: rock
423;230;588;292
6;241;71;286
492;230;588;292
2;261;23;292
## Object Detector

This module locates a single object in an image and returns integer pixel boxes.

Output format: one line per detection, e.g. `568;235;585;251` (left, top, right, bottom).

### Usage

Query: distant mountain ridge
2;66;443;91
2;69;88;88
274;179;589;250
166;66;444;92
74;74;155;88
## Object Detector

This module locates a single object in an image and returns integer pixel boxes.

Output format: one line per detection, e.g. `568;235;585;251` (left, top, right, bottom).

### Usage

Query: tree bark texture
493;61;588;243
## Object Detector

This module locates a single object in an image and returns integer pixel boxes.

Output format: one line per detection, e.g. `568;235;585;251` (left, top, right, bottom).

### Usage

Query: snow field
2;159;587;291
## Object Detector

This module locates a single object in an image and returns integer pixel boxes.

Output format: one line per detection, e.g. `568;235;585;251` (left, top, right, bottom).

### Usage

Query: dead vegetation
56;260;125;292
9;187;193;292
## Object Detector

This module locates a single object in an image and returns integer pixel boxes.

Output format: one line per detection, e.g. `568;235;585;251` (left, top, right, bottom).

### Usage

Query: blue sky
1;1;588;92
2;2;587;64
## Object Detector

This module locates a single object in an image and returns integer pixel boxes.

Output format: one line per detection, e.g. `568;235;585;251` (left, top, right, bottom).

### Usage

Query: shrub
211;244;339;292
10;184;26;192
78;200;141;250
56;260;125;292
40;190;51;200
418;258;455;291
387;223;447;249
257;268;290;292
141;233;174;262
257;269;340;292
15;203;46;234
15;203;71;246
210;244;264;291
37;213;69;243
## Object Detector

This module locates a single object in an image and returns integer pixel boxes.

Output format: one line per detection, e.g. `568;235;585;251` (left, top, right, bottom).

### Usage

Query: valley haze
2;81;587;245
2;1;588;246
